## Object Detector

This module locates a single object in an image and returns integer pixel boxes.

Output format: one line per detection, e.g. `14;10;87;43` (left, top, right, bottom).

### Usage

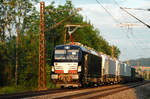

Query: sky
38;0;150;61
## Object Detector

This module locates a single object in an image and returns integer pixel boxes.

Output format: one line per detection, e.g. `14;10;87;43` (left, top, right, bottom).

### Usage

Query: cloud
76;2;150;60
77;4;120;27
121;0;150;8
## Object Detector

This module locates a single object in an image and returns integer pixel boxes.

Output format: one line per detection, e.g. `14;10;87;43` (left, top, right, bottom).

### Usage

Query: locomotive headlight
51;74;58;79
65;46;70;49
51;66;55;72
78;66;81;72
72;74;79;79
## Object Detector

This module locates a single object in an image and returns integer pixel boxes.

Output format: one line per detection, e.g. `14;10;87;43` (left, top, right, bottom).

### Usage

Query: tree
0;0;120;88
44;0;120;60
0;0;39;86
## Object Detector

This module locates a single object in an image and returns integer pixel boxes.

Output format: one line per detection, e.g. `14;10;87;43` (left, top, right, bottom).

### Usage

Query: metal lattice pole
38;2;46;89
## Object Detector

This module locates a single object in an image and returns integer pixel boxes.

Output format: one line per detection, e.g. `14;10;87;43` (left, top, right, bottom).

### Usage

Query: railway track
0;87;93;99
48;81;148;99
0;81;149;99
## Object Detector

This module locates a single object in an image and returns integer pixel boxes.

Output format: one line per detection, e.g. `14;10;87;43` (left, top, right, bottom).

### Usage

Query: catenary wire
112;0;150;58
95;0;120;24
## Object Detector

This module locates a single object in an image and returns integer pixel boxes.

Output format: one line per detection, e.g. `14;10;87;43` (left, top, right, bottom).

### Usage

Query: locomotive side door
84;54;88;84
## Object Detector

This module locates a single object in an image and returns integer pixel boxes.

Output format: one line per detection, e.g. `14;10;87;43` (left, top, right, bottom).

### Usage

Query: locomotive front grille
54;62;78;73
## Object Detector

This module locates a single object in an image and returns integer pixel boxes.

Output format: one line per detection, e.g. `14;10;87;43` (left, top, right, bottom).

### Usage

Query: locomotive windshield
54;49;79;60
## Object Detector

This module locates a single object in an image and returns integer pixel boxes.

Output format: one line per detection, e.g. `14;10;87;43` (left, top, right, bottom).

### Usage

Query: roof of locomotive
54;43;122;63
55;44;81;49
55;44;98;56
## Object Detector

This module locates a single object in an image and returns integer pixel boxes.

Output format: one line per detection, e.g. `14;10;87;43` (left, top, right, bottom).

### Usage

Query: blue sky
39;0;150;61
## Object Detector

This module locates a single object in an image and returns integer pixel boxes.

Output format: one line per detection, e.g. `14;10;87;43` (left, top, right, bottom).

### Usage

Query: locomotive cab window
54;49;79;60
54;50;66;60
66;50;79;60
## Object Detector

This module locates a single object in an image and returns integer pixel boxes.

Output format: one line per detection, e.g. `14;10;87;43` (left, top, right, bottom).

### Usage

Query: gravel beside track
99;81;150;99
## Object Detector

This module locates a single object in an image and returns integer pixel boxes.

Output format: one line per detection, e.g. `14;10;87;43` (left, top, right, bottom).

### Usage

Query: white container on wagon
108;58;116;77
124;64;131;77
115;60;120;76
120;62;125;77
101;55;109;76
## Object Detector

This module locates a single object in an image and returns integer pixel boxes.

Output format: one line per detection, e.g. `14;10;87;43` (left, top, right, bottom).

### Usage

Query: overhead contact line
96;0;120;24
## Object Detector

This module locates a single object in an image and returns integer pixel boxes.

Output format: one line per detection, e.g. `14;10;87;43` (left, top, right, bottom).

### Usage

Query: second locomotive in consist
51;42;142;88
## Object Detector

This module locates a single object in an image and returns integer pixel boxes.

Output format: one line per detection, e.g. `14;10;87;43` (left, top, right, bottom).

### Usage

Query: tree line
0;0;120;88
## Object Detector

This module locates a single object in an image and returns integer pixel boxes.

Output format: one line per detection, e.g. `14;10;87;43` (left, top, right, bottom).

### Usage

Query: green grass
0;85;34;94
0;83;56;94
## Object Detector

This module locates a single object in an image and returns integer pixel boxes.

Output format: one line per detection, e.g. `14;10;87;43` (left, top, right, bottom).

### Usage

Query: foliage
46;64;56;88
0;0;121;93
44;1;120;58
0;0;39;87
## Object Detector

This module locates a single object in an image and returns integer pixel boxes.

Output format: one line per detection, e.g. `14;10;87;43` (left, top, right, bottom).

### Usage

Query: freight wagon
51;42;143;88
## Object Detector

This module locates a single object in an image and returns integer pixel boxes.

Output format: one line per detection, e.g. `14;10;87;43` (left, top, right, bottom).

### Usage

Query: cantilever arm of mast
45;8;82;31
